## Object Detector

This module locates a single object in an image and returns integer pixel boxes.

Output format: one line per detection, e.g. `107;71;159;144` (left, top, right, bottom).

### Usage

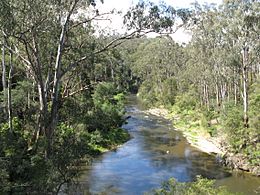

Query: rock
251;167;260;176
221;153;260;176
209;118;219;125
145;108;169;118
125;115;131;120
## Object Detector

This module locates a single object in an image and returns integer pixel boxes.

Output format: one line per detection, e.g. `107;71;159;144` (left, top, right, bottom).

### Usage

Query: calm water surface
70;96;260;195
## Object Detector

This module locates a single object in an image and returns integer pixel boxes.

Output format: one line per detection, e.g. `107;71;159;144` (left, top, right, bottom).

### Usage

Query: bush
149;176;234;195
173;92;198;114
0;119;99;194
200;108;219;136
0;82;130;194
159;78;178;106
86;82;126;132
220;103;246;153
138;80;158;107
248;80;260;139
0;118;30;194
100;128;130;148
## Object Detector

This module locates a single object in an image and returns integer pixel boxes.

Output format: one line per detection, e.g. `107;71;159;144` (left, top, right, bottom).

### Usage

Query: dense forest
0;0;259;194
128;1;260;175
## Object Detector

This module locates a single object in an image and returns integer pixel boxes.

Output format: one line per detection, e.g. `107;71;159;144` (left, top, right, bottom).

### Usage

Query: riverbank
145;107;223;154
145;107;260;176
91;127;131;153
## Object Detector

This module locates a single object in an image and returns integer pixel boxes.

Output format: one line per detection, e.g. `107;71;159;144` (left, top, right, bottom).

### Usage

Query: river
69;96;260;195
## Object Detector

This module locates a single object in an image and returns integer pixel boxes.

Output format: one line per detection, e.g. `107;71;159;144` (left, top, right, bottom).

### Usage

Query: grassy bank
146;99;259;176
168;108;223;155
89;127;131;154
148;176;235;195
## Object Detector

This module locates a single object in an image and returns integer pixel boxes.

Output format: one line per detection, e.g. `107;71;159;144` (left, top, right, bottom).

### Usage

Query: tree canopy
0;0;259;193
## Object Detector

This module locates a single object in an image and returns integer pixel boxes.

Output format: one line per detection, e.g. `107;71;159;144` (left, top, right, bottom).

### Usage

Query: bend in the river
70;95;260;195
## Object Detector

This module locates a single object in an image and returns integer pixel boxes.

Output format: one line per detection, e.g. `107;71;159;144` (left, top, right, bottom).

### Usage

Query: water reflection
68;96;260;195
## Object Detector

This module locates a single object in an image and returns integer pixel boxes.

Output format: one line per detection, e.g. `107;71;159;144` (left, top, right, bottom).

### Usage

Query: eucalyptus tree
220;0;260;127
0;0;102;156
185;3;227;110
130;36;185;105
0;0;192;156
176;0;260;155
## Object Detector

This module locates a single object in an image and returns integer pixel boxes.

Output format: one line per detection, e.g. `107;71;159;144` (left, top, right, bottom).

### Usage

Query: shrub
138;80;158;107
173;92;198;114
86;82;126;132
220;103;246;153
149;176;234;195
160;78;178;106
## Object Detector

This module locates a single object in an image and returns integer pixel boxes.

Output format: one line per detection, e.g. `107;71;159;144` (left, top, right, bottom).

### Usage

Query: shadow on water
66;95;260;195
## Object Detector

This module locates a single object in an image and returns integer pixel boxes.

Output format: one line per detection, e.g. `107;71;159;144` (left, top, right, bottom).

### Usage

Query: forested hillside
124;1;260;175
0;0;259;194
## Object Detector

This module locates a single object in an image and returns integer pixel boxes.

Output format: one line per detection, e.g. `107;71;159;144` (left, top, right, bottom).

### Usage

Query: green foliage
100;128;130;148
200;108;219;136
137;72;178;108
160;78;178;106
220;103;246;153
124;1;190;33
0;117;129;193
149;176;235;195
0;120;40;193
138;80;158;107
246;81;260;166
172;92;198;114
86;82;126;132
249;80;260;135
130;36;185;107
92;82;119;105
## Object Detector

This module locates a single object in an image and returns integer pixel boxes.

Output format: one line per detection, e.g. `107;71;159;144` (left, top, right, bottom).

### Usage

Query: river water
70;96;260;195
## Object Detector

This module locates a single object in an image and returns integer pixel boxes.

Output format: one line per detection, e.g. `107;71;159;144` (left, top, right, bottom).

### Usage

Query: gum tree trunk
7;49;13;132
242;46;249;128
1;37;7;115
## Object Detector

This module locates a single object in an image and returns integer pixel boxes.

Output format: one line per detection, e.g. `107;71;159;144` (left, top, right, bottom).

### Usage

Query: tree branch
70;12;113;30
62;85;91;99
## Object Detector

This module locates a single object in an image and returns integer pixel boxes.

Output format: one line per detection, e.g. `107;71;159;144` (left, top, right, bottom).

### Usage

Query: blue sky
95;0;222;43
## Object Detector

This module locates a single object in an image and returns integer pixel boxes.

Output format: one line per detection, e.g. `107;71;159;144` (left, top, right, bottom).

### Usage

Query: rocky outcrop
145;107;169;118
184;134;224;154
222;153;260;176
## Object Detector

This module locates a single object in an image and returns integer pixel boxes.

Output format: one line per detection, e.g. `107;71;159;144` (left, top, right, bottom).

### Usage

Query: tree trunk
233;67;238;105
215;83;221;109
220;82;227;109
48;26;66;157
242;47;249;128
205;83;210;111
2;38;7;116
26;71;31;108
8;50;13;132
48;3;77;157
234;79;237;105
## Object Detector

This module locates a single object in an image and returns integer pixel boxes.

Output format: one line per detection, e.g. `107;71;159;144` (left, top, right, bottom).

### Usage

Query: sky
94;0;223;43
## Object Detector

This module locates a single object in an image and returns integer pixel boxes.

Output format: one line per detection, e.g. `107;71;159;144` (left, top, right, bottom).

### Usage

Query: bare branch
70;12;113;29
60;29;154;79
2;44;30;66
94;29;154;54
62;85;91;99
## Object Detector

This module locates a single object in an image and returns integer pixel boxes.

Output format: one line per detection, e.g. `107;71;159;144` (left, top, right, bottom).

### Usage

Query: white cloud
94;0;222;42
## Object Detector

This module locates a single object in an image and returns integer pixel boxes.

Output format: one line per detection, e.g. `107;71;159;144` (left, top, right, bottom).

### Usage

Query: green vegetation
149;177;236;195
0;82;129;194
128;1;260;174
0;0;259;193
1;0;189;192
